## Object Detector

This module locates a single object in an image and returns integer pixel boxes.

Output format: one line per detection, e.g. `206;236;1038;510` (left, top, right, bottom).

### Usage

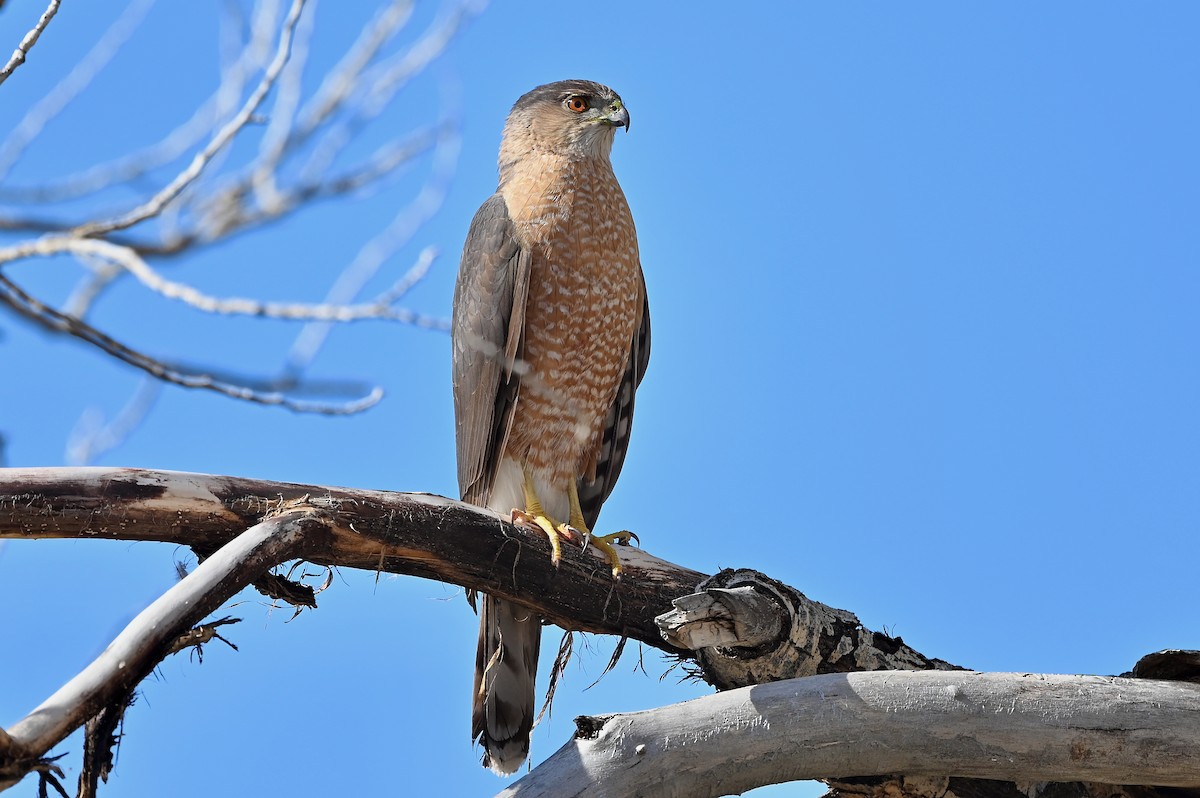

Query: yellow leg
511;468;636;577
563;480;637;579
515;467;565;565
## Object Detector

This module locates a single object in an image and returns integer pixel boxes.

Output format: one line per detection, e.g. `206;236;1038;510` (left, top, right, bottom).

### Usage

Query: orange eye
566;96;588;113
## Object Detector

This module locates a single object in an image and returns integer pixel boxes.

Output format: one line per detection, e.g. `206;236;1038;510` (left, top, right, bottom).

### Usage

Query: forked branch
3;467;1197;798
0;506;333;790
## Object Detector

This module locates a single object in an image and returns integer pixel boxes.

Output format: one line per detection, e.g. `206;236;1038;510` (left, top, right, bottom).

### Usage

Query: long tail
472;595;541;774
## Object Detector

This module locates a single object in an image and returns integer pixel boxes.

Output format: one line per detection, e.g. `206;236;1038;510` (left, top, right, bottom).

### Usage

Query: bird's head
501;79;629;164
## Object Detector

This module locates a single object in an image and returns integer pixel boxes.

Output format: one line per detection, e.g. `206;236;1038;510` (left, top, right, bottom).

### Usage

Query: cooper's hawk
452;79;650;775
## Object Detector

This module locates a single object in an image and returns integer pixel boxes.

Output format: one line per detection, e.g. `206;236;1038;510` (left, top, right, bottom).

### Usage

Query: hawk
452;79;650;775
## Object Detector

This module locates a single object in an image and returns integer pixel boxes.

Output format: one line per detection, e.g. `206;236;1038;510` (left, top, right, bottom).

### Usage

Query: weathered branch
0;274;385;415
0;467;707;650
658;568;958;688
0;468;962;679
500;671;1200;797
70;0;309;239
0;0;471;432
0;0;61;88
0;506;332;789
5;467;1194;798
0;467;953;695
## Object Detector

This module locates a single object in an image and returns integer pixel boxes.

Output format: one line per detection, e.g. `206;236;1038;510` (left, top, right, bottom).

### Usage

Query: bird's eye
566;96;588;113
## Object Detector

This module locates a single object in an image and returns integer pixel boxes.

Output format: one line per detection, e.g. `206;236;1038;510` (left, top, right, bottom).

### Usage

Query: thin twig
298;0;480;182
293;0;415;141
70;0;308;238
250;0;316;211
282;119;457;375
0;0;156;181
66;379;162;466
1;235;447;326
0;272;383;415
0;3;274;204
0;0;62;88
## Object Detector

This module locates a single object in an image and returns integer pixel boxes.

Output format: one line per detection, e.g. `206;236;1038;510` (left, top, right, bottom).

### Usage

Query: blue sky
2;2;1198;796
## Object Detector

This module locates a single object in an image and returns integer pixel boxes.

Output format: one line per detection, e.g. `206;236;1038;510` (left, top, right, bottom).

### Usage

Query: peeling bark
0;467;706;650
658;568;959;689
499;672;1200;798
3;468;1198;798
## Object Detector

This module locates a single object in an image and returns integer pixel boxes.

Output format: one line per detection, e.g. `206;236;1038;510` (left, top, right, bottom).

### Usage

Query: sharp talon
557;523;583;546
613;530;638;547
511;509;567;565
516;474;642;579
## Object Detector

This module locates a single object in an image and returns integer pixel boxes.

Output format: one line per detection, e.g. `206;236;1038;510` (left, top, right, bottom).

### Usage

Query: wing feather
577;277;651;529
452;194;529;505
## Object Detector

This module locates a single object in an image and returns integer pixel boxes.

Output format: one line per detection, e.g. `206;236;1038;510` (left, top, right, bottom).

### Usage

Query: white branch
70;0;307;238
504;670;1200;797
0;271;385;414
3;509;325;763
250;0;316;209
65;378;161;465
296;0;478;181
0;0;155;180
281;122;457;373
0;0;61;88
0;0;274;204
2;235;445;326
293;0;415;145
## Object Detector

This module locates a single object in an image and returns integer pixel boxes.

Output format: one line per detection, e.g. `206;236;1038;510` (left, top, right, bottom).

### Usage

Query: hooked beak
606;104;630;132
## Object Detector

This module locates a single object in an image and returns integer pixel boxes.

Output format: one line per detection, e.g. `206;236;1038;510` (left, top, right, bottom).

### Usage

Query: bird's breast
501;163;643;486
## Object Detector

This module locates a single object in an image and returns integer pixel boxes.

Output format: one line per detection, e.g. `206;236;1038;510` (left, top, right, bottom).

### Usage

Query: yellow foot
512;509;569;566
515;466;641;578
580;528;639;579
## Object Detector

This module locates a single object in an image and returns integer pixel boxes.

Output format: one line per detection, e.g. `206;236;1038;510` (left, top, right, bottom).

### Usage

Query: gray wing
452;193;530;505
577;280;651;529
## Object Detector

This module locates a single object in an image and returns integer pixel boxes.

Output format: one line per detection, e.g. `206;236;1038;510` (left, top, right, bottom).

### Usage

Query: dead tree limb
0;0;478;423
500;671;1200;798
658;568;958;687
3;467;1197;797
0;467;956;681
0;466;706;649
0;0;62;88
0;507;332;789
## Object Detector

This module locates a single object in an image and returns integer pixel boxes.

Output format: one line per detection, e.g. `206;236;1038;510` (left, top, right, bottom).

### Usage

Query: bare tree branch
0;467;705;649
0;235;446;327
0;0;156;181
65;378;161;465
0;507;331;787
70;0;308;239
0;0;62;88
0;0;274;204
502;671;1200;797
295;1;478;183
1;467;1197;798
0;274;384;414
292;0;414;142
281;127;457;376
0;0;469;438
